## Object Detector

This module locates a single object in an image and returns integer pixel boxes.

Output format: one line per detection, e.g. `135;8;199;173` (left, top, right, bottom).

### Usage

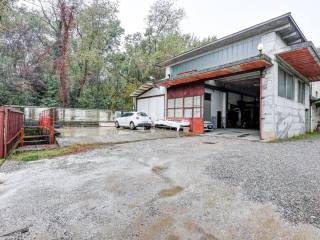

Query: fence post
0;108;4;158
3;108;8;157
21;128;24;147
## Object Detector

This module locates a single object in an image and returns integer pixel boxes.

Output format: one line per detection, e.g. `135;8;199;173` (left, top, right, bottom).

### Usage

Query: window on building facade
278;68;286;98
167;98;183;118
167;96;202;118
298;81;305;104
193;96;201;118
184;96;193;118
278;67;295;100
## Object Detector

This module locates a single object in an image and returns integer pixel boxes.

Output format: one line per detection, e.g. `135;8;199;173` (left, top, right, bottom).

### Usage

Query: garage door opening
205;71;261;133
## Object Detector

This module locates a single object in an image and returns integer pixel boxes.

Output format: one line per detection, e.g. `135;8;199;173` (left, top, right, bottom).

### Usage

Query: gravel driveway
1;135;320;239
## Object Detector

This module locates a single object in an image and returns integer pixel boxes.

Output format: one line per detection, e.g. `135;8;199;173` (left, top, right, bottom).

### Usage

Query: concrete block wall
311;104;320;131
260;32;280;140
311;82;320;98
260;32;310;140
9;106;115;125
260;65;276;140
275;95;308;138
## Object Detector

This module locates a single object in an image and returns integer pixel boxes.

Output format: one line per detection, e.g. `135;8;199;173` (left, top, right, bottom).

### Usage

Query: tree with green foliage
71;0;124;107
0;0;214;111
122;0;216;93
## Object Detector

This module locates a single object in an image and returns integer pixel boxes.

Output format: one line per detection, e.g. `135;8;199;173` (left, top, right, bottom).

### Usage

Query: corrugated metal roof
129;82;155;97
158;13;307;67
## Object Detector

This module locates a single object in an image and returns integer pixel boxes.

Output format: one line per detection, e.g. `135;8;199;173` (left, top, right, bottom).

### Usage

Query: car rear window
138;112;148;117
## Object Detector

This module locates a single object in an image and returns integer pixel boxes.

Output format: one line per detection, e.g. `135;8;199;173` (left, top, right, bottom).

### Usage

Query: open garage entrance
159;56;272;138
204;71;261;133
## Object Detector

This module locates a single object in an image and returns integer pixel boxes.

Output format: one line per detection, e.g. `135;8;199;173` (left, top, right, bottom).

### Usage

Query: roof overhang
158;13;306;67
159;55;272;88
277;42;320;82
311;98;320;104
130;82;155;97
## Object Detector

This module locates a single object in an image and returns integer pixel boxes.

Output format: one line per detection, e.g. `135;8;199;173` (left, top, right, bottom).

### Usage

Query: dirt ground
1;134;320;239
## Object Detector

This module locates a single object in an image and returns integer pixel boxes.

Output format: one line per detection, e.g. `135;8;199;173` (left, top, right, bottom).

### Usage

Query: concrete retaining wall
7;106;115;126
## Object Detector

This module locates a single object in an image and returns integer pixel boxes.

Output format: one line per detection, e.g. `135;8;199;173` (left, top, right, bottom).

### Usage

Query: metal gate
0;107;24;158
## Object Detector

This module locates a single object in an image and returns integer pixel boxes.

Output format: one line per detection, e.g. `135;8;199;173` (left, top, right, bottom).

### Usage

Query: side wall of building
311;82;320;131
261;32;310;140
311;104;320;131
311;82;320;98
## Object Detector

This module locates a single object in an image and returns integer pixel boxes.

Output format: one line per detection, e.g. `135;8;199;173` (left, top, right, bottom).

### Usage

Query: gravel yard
1;134;320;239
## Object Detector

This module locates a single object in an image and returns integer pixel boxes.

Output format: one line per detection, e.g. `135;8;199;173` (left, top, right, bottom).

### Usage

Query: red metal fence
39;108;55;144
0;107;24;158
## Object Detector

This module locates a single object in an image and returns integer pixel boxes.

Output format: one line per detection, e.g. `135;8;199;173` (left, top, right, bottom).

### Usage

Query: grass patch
152;165;168;174
8;143;106;162
0;158;6;167
268;132;320;143
6;133;194;162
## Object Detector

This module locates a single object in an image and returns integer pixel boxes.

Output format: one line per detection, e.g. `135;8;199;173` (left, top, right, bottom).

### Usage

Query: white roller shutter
137;96;165;121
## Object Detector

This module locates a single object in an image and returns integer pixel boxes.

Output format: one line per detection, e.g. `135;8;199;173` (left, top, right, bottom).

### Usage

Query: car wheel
115;121;120;128
130;122;136;130
145;126;151;130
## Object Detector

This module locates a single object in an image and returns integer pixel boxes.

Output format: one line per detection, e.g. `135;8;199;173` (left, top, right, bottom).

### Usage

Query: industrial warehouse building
131;13;320;141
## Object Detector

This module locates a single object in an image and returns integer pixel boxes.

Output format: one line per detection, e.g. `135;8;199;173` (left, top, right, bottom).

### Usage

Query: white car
115;112;152;130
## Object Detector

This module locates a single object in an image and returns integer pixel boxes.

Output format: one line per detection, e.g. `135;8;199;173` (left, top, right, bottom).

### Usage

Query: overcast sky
118;0;320;47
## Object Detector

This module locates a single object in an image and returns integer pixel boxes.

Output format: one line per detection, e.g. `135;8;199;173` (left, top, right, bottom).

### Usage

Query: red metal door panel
0;107;24;158
0;108;4;158
167;82;205;134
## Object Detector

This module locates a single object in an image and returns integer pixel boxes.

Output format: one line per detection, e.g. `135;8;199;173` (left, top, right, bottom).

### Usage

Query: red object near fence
39;108;55;144
0;107;24;158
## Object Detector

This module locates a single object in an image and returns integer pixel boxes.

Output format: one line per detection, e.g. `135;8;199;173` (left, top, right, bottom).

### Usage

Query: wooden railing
39;108;55;144
0;107;24;158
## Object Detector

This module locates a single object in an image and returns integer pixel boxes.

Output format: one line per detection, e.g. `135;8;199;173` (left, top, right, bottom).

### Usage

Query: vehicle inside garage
204;71;261;130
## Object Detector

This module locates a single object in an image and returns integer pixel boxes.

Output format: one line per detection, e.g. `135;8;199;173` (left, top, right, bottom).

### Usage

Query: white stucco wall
136;87;167;121
205;88;226;128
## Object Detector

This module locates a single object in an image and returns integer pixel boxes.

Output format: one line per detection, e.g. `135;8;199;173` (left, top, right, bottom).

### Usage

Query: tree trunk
76;60;89;99
55;0;74;107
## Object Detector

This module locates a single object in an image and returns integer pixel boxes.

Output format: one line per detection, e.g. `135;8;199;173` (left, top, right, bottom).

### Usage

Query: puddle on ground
151;165;172;183
159;186;184;198
152;165;168;174
202;141;217;145
237;134;251;138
